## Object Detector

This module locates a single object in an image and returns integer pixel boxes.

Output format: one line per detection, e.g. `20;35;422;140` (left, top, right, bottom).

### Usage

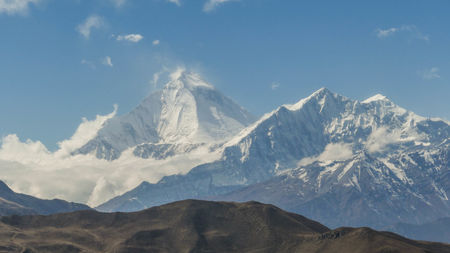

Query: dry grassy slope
0;197;36;216
0;200;448;253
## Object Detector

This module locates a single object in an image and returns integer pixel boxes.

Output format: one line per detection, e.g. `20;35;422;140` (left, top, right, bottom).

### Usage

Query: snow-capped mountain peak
74;70;256;160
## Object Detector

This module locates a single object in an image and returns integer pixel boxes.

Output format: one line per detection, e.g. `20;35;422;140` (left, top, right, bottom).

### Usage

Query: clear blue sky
0;0;449;150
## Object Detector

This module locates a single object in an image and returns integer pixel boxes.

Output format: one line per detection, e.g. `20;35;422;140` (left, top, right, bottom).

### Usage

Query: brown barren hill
0;199;448;253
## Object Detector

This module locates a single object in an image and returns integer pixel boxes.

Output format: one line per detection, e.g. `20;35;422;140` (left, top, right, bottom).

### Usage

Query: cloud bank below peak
0;102;220;207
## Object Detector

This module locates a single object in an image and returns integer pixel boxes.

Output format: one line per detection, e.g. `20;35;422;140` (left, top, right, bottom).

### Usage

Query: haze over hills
0;180;90;216
385;217;450;243
97;83;449;232
1;200;449;253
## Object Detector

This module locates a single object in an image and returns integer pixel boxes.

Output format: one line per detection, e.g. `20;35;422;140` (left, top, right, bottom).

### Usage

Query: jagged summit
166;68;214;90
362;93;389;103
285;87;347;111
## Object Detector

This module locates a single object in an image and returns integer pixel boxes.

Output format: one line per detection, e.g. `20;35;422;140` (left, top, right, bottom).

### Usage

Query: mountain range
1;200;449;253
94;75;448;235
0;70;448;243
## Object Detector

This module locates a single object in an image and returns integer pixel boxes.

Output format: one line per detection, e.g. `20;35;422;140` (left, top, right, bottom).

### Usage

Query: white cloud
151;72;161;88
364;127;423;154
116;34;144;43
167;0;181;6
298;143;354;166
169;66;187;81
112;0;181;8
271;82;280;90
152;39;160;45
318;143;354;162
0;135;51;164
76;15;104;39
0;0;40;15
376;27;399;38
375;25;429;41
0;106;220;206
420;67;441;80
102;56;113;67
55;105;117;157
150;66;171;89
203;0;236;12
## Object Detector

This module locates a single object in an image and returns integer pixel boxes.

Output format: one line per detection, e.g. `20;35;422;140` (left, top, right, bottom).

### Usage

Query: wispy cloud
203;0;236;12
152;39;160;46
298;142;354;166
116;34;143;43
110;0;127;7
0;0;40;15
77;15;104;39
376;27;399;38
420;67;441;80
102;56;113;67
150;66;180;89
167;0;181;6
271;82;280;90
81;59;96;69
375;25;429;41
113;0;181;8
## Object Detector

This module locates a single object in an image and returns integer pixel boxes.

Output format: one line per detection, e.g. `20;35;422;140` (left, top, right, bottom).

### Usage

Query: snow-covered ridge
362;94;389;103
225;88;335;147
225;87;441;151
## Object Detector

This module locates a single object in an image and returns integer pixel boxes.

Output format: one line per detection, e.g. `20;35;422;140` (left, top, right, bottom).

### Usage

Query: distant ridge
0;180;91;216
385;217;450;243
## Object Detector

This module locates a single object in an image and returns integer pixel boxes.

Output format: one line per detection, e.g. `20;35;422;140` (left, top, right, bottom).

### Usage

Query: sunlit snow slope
75;69;256;160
